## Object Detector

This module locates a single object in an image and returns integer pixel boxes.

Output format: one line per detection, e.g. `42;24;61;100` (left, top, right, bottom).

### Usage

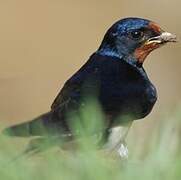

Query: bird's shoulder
51;53;101;110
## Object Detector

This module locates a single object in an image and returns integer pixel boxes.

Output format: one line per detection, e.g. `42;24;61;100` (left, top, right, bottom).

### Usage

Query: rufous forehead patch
149;22;162;34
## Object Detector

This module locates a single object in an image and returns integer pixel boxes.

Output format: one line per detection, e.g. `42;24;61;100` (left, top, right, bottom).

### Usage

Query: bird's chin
134;43;160;64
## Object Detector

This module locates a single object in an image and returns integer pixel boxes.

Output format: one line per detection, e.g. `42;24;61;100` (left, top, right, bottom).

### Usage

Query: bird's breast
138;83;157;118
99;74;157;121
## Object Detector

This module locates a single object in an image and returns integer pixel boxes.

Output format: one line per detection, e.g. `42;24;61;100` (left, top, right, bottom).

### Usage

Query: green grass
0;105;181;180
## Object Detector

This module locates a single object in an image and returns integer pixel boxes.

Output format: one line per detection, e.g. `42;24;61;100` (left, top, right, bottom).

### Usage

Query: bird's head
98;17;177;67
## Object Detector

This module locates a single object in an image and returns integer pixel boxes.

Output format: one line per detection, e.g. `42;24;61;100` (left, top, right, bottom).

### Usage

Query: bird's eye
130;30;144;40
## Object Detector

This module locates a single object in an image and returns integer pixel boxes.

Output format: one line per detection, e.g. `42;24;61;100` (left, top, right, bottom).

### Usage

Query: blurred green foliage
0;104;181;180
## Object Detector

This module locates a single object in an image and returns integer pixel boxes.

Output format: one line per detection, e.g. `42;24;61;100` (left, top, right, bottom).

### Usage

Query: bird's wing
51;55;99;111
3;55;98;138
51;78;82;111
2;81;84;138
3;76;85;137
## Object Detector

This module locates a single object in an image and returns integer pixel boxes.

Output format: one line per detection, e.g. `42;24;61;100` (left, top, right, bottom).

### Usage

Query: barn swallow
3;17;177;157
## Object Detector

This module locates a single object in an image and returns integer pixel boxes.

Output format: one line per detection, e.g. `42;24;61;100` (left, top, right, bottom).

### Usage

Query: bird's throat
134;42;160;64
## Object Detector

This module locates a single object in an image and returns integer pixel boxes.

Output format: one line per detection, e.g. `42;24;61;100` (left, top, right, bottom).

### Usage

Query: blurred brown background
0;0;180;139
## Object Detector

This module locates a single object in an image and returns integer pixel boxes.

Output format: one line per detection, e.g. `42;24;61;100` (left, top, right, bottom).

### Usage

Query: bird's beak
146;32;177;45
134;31;177;65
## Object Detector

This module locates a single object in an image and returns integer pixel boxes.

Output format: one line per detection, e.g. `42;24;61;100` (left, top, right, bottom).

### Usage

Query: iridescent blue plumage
115;18;149;34
97;18;150;64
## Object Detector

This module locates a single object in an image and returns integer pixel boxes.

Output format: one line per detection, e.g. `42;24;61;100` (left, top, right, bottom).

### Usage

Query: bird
3;17;176;158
